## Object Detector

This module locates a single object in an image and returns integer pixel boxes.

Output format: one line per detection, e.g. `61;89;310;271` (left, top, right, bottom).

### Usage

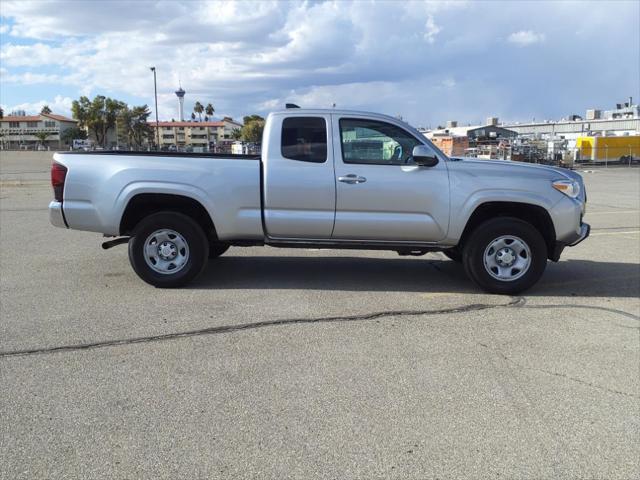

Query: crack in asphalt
476;342;639;399
0;297;525;358
1;298;637;362
520;304;640;323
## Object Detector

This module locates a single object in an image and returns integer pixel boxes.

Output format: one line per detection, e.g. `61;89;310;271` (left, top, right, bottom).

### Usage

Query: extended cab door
263;113;336;238
331;115;449;242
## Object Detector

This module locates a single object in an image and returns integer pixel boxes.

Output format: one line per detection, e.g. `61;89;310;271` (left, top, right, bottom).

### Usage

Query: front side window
339;118;422;165
44;121;56;128
9;122;20;128
281;117;327;163
27;122;39;128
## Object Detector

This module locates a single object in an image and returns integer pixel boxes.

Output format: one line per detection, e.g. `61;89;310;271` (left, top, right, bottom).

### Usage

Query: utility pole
150;66;160;150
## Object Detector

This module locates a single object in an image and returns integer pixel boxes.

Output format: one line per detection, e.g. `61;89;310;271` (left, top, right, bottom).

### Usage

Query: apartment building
151;117;243;150
0;113;78;149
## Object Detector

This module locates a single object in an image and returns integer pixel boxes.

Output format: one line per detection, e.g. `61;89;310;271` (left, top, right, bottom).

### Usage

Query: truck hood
451;157;580;181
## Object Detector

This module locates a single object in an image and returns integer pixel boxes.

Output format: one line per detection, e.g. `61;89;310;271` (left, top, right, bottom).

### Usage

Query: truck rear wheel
462;217;547;295
128;212;209;288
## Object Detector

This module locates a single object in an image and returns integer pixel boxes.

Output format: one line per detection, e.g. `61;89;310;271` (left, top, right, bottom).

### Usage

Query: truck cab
261;110;449;243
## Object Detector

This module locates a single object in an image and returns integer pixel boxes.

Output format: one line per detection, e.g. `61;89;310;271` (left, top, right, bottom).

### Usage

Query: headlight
552;179;581;199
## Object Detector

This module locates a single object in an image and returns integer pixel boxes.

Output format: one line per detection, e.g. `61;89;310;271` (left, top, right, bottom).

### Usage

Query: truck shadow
191;254;640;298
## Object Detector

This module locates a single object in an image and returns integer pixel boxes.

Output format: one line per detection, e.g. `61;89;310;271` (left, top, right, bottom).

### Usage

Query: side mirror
412;145;439;167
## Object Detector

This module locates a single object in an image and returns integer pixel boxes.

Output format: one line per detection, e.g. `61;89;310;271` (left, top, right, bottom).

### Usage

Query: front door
332;116;449;242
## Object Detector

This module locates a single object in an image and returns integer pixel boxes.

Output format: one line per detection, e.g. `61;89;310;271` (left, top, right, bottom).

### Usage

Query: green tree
40;105;52;115
191;112;196;121
34;131;51;147
204;115;209;122
205;103;214;117
118;105;153;149
193;101;204;122
0;106;3;119
60;127;87;146
71;95;126;147
230;128;242;140
241;115;265;143
243;114;264;124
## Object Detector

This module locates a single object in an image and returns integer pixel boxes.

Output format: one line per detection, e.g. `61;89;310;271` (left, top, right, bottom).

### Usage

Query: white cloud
507;30;545;46
0;0;637;125
0;41;92;67
424;15;441;43
0;71;65;85
2;95;74;116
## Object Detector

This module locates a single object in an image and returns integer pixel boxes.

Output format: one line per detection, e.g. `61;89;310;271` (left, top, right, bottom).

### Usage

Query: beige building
0;113;78;150
151;117;243;150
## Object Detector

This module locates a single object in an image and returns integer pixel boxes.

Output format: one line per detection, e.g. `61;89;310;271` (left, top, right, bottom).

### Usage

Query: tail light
51;163;67;202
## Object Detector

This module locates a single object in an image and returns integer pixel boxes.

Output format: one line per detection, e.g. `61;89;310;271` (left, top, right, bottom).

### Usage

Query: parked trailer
576;135;640;164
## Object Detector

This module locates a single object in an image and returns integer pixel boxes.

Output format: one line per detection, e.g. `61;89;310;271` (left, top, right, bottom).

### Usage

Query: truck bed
51;150;264;239
58;150;261;160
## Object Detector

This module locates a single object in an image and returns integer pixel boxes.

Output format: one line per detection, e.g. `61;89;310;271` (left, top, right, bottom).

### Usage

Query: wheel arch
119;192;217;241
458;201;556;259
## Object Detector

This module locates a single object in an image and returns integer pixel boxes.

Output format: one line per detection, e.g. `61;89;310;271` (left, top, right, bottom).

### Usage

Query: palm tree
205;103;214;117
191;112;196;121
193;102;204;122
231;128;242;140
41;105;52;115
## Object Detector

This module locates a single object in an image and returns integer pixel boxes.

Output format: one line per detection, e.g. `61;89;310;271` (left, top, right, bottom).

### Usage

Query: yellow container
576;136;640;161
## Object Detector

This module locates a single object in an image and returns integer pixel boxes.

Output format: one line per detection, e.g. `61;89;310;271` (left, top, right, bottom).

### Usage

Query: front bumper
567;222;590;246
550;222;590;261
49;201;67;228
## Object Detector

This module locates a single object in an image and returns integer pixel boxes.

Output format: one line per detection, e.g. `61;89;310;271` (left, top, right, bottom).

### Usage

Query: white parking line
586;210;640;215
590;230;640;236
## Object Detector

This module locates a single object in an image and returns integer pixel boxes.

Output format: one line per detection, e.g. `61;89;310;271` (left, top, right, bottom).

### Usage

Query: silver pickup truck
49;108;589;293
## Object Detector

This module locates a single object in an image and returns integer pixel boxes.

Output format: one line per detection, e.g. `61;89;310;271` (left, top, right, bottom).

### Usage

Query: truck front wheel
128;212;209;288
462;217;547;295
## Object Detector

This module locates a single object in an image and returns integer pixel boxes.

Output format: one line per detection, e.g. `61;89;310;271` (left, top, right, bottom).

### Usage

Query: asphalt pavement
1;152;638;479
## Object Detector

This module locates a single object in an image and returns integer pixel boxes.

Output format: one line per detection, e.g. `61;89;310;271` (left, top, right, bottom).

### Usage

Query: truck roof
269;108;409;124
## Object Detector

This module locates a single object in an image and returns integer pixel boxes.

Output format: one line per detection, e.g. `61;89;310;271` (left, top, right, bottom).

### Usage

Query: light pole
150;66;160;150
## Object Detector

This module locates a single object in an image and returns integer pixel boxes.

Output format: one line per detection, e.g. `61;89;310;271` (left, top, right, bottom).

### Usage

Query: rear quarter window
281;117;327;163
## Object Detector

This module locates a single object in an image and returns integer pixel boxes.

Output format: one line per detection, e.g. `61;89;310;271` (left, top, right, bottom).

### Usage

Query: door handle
338;174;367;184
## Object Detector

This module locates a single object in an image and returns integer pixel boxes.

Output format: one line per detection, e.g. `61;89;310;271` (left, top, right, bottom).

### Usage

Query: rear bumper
49;201;67;228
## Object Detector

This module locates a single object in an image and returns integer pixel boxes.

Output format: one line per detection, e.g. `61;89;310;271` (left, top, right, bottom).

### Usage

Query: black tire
443;249;462;262
462;217;547;295
209;243;230;259
128;211;209;288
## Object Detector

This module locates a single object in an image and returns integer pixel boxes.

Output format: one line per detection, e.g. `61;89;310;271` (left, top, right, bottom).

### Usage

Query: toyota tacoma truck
49;108;589;294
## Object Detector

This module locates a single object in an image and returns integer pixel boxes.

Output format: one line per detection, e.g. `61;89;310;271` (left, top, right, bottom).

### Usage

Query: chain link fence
462;144;639;169
571;145;639;168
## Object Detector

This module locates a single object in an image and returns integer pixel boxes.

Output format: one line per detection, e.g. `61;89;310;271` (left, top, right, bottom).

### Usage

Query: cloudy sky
1;0;638;127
